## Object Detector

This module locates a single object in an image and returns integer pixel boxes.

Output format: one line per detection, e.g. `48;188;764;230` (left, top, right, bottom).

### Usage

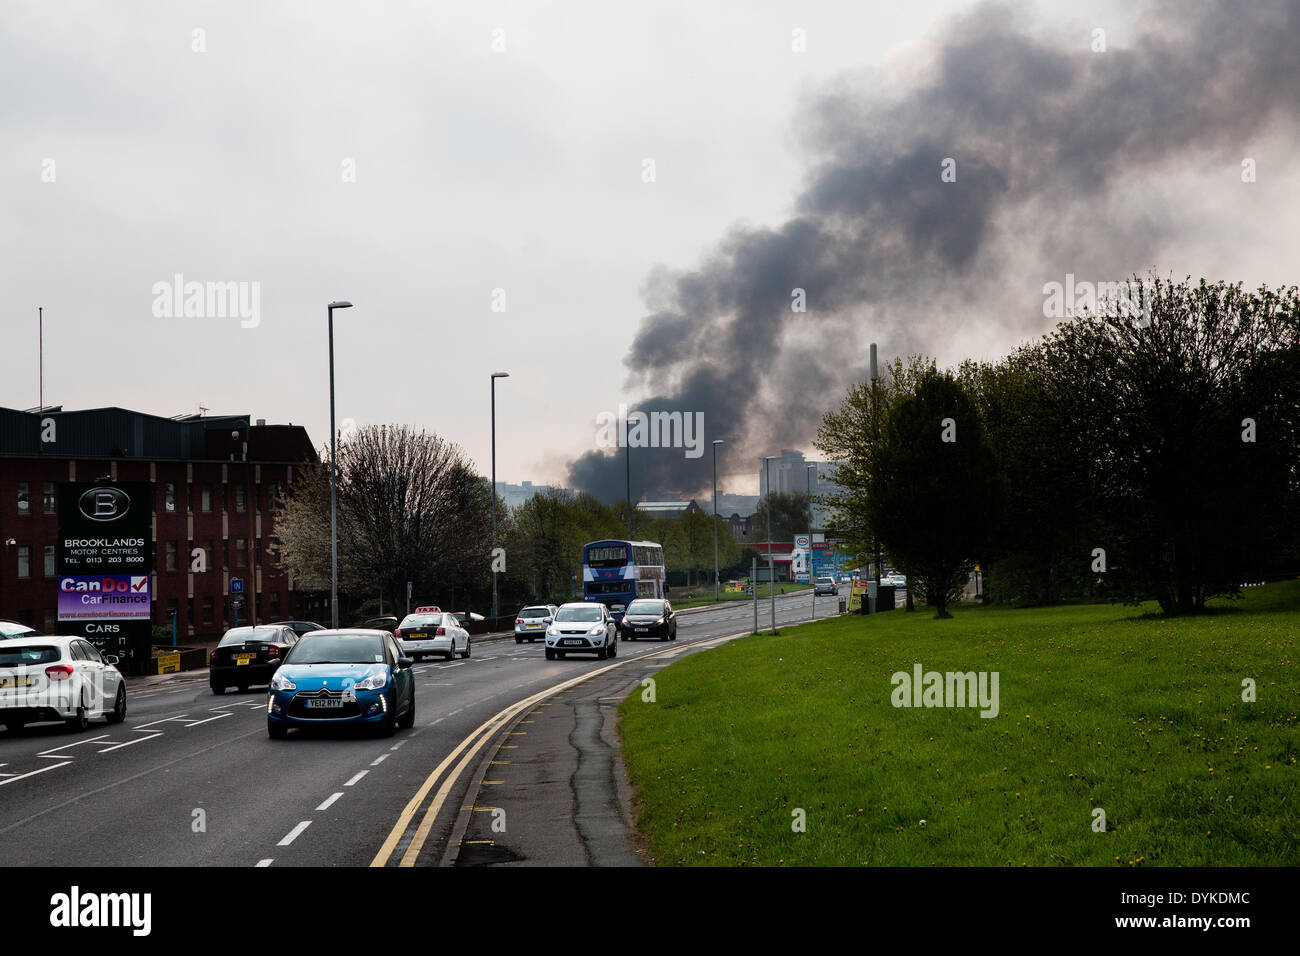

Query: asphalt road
0;589;845;867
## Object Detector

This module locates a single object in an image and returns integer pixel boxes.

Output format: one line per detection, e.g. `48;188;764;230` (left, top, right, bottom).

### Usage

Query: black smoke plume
567;0;1300;503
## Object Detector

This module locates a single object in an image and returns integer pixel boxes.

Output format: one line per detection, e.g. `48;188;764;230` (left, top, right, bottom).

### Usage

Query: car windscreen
0;645;61;667
287;634;385;665
519;607;551;618
219;627;283;646
398;615;441;629
555;607;603;622
626;601;664;615
0;622;37;638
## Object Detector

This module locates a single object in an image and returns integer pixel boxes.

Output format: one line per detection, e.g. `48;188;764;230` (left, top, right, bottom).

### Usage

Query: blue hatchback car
266;629;415;738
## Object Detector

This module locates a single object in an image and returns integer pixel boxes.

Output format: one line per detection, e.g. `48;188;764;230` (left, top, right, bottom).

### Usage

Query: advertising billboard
58;482;155;672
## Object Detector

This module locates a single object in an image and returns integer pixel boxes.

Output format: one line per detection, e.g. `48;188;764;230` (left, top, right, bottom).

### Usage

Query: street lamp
712;439;724;602
763;455;777;634
490;372;510;621
327;300;352;629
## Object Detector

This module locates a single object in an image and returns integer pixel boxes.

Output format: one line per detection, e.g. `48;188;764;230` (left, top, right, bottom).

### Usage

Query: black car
619;599;677;641
270;620;326;638
209;624;299;694
361;616;400;635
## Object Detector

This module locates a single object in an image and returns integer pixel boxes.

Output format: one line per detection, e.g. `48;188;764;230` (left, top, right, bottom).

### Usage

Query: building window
235;538;248;567
234;485;246;513
166;598;179;628
165;482;176;513
202;596;214;625
187;597;194;625
17;482;30;515
270;591;281;617
44;481;56;514
268;537;281;566
43;610;57;634
166;541;178;572
205;539;215;572
17;546;31;578
201;485;212;512
43;545;55;577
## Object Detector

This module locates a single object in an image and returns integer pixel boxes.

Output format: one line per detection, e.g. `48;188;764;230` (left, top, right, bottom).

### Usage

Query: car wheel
65;698;90;733
106;685;127;724
627;634;636;641
608;638;617;658
516;637;523;644
545;648;555;660
461;640;471;659
210;681;225;695
237;683;250;693
398;690;416;729
4;719;24;734
596;646;608;660
557;651;567;659
267;719;287;739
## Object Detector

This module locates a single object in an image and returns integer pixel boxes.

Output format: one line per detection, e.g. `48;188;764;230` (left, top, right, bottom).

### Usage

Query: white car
395;610;470;661
545;602;618;661
515;604;558;643
0;636;128;733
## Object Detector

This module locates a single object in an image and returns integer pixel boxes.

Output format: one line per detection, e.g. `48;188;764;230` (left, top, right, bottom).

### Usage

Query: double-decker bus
582;539;665;621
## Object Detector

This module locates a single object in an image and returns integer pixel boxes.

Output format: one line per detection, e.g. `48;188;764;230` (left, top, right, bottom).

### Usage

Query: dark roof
0;406;317;463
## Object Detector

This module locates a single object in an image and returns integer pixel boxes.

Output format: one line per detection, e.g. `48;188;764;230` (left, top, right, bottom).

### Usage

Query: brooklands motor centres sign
58;482;154;672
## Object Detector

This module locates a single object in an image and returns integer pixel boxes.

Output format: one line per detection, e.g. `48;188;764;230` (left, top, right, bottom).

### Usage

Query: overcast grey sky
3;0;1297;497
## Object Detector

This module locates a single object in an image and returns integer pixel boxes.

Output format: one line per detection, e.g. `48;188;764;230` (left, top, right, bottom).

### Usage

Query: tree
752;492;814;543
1041;277;1300;614
867;370;1002;618
816;355;939;572
276;426;492;619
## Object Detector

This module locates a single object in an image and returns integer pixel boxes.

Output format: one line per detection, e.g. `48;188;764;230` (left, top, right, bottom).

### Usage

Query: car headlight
270;672;296;691
589;625;605;636
547;625;558;635
353;671;388;691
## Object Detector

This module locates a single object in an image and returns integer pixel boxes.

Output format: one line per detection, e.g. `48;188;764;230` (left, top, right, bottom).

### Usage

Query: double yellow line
370;632;745;867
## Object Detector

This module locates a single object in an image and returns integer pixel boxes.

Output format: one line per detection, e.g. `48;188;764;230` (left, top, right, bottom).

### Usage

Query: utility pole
764;456;777;635
871;344;882;606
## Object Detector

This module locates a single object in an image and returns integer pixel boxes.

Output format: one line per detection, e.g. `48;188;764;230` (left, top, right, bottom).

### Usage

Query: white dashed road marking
316;792;344;811
344;771;368;786
256;859;274;867
0;762;71;787
370;754;389;766
278;821;312;846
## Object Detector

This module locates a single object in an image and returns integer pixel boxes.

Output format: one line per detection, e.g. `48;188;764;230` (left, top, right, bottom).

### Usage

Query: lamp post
625;439;632;542
327;300;352;629
712;439;724;602
871;343;882;596
763;455;777;634
491;372;510;621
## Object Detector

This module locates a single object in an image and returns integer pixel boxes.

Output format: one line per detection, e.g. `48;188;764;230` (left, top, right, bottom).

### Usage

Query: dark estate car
209;624;299;694
360;616;400;635
619;599;677;641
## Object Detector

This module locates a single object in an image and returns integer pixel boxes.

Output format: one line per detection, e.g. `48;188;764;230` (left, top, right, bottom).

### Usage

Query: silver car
396;611;471;661
515;604;558;643
545;603;618;661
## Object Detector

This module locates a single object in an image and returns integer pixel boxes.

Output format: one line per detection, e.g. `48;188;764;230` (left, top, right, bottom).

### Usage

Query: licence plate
0;675;34;689
235;654;253;665
527;623;540;628
635;627;648;632
304;698;344;709
562;638;585;646
407;632;427;640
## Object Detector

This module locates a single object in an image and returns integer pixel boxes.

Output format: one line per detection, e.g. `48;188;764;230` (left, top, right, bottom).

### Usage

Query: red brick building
0;405;320;640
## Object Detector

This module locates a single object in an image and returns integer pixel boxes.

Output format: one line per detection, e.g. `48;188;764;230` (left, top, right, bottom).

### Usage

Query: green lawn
619;582;1300;866
670;585;810;610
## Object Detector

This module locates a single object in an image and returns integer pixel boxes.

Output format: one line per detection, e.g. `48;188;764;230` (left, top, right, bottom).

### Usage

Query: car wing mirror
397;657;414;669
104;655;119;666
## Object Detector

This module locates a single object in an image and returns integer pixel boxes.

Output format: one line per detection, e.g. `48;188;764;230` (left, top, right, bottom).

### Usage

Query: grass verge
619;582;1300;865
